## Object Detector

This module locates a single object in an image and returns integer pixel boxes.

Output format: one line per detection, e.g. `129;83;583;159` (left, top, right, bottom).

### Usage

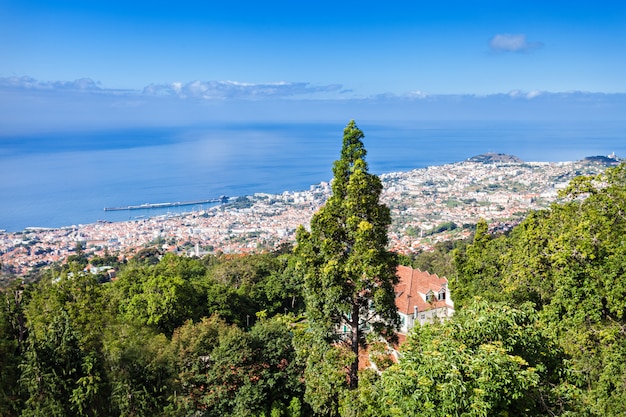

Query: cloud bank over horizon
1;75;625;134
0;76;344;100
3;75;621;101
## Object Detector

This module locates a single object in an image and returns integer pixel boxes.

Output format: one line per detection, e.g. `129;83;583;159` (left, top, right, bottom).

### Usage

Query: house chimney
413;306;418;319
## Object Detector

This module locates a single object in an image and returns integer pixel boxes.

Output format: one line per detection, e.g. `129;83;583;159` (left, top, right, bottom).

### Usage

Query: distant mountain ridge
467;153;524;164
582;154;621;165
467;152;622;165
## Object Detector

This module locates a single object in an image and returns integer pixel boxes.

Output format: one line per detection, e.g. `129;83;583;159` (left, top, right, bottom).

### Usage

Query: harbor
104;196;228;211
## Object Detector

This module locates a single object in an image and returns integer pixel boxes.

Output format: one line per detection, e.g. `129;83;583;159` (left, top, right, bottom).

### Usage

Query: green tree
101;323;175;416
293;328;354;417
0;281;28;416
114;253;206;335
207;253;300;320
20;270;112;416
409;239;465;279
66;242;89;269
452;218;512;307
168;315;235;413
89;247;120;267
295;120;399;392
188;317;305;417
19;310;105;417
377;300;574;417
535;163;626;415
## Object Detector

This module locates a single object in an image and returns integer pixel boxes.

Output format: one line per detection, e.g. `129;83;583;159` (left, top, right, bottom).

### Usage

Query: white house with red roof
395;265;454;334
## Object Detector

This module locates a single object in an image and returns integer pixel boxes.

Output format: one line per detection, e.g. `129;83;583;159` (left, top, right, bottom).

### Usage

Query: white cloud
526;90;542;99
0;76;101;91
0;76;139;95
508;89;544;99
489;34;543;53
407;90;429;99
141;83;172;96
142;80;343;99
0;76;344;100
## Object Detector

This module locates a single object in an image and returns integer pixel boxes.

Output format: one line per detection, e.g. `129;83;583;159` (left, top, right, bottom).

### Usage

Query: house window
438;290;446;301
425;291;434;302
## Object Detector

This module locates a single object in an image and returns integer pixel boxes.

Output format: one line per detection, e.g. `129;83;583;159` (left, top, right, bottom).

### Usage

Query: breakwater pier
104;196;228;211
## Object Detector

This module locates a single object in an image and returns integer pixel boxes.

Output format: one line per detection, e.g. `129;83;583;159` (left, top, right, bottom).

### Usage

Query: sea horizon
2;120;625;233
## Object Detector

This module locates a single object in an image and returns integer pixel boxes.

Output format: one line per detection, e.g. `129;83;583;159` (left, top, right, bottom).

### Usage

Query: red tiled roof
395;265;449;315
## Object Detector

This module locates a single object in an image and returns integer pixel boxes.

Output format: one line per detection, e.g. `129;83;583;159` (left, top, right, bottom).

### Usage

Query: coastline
3;120;626;233
0;156;619;276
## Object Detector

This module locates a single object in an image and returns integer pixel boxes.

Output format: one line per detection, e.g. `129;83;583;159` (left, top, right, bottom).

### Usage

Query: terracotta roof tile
395;265;449;315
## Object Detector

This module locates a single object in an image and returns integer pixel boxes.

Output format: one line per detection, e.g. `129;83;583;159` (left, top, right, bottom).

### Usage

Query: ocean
1;120;625;232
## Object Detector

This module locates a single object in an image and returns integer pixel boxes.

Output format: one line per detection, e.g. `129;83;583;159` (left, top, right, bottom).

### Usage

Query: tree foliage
375;299;571;417
114;253;207;335
296;120;399;392
453;163;626;415
0;280;27;415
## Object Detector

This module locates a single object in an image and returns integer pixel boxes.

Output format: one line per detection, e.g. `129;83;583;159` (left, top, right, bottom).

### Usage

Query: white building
395;265;455;334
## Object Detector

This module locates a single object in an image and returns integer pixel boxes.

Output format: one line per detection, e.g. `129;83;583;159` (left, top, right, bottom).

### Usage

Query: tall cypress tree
296;120;399;389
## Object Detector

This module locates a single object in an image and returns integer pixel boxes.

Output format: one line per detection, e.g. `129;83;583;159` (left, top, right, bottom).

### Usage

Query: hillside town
0;155;617;276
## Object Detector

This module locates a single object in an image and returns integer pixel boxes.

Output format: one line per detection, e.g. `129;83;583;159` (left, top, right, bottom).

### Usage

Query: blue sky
1;0;625;131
